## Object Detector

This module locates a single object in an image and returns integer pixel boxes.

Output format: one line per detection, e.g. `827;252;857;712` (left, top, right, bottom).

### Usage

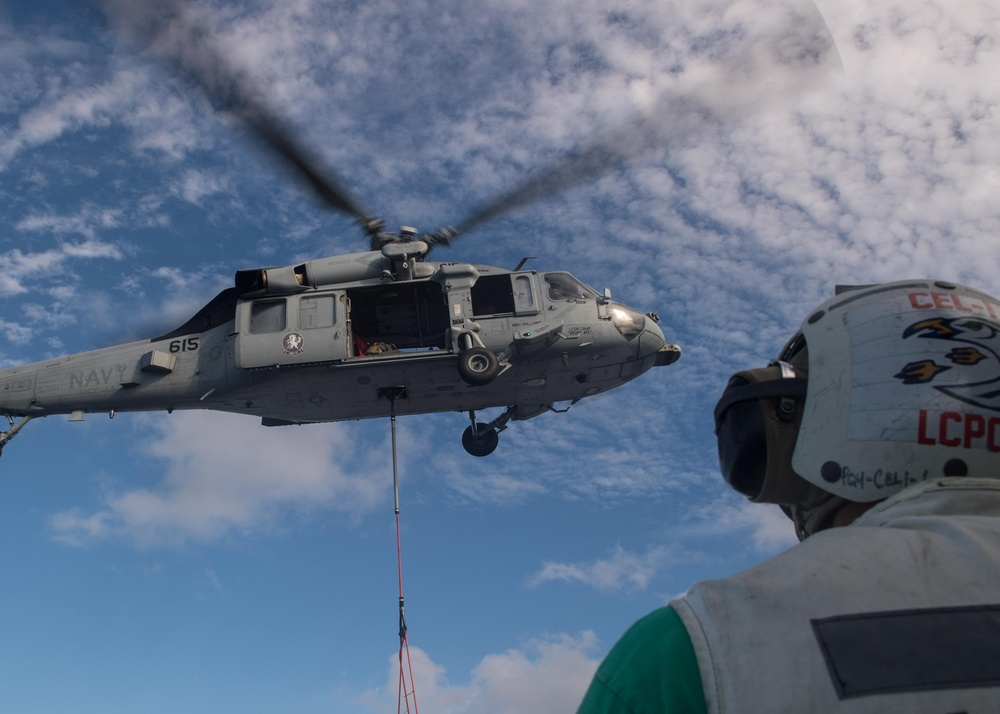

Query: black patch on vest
812;604;1000;699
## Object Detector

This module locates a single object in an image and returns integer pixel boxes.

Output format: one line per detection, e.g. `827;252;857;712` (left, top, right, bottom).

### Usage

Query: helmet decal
894;359;951;385
896;317;1000;413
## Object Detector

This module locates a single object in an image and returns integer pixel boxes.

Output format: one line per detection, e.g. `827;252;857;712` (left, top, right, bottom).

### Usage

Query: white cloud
17;206;127;241
62;239;125;259
0;319;35;345
527;496;797;595
204;567;224;594
356;634;600;714
48;411;386;548
441;466;550;505
172;168;229;205
0;250;60;296
687;496;800;554
124;90;206;160
0;239;124;297
724;501;800;552
528;544;672;593
0;70;142;168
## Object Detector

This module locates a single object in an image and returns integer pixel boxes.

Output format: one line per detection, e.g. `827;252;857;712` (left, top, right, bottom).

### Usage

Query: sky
0;0;998;711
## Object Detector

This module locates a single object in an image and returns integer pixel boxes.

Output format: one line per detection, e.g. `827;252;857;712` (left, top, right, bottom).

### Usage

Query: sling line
388;391;419;714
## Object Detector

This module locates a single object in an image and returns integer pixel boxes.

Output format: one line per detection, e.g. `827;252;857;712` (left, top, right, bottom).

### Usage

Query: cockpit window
544;272;599;301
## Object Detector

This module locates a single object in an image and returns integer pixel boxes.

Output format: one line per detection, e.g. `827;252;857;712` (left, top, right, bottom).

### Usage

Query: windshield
543;272;599;301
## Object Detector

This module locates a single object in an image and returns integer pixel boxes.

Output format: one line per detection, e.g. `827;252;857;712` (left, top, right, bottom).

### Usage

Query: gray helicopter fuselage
0;247;679;441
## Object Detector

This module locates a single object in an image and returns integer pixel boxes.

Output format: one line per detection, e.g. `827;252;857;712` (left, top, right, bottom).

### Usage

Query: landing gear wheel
462;425;499;457
458;347;500;386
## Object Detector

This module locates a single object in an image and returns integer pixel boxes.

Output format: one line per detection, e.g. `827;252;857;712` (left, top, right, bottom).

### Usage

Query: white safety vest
672;478;1000;713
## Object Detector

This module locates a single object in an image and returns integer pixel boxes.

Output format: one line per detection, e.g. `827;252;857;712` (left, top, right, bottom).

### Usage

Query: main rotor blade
454;0;841;238
97;0;372;223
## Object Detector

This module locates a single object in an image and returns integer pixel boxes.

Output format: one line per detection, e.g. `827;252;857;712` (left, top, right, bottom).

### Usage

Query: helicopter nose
639;312;681;366
637;315;666;356
609;302;680;365
639;318;667;358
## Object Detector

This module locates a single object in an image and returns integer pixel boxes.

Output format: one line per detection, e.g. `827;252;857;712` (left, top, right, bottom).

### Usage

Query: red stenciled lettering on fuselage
918;409;1000;452
908;291;1000;319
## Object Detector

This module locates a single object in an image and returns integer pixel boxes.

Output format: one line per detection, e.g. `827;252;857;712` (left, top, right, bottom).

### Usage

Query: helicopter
0;1;681;459
0;230;679;458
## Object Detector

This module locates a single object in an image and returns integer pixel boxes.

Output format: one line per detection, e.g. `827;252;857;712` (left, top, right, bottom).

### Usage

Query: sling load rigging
382;387;419;714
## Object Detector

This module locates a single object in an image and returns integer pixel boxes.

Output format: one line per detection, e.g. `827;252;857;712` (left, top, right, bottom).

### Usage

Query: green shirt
577;606;707;714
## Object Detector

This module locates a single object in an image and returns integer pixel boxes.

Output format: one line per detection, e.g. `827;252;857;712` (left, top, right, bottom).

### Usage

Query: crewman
578;279;1000;713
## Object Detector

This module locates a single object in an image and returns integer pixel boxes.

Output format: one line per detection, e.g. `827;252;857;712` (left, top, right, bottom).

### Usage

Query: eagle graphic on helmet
896;317;1000;413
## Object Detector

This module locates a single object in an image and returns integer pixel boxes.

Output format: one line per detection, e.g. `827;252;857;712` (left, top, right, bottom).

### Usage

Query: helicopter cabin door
235;292;348;369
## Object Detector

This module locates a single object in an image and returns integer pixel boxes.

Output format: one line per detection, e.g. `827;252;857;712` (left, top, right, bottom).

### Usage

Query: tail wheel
462;425;499;457
458;347;500;386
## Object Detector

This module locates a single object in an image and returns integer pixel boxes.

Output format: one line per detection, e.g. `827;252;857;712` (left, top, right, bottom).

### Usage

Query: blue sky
1;0;998;711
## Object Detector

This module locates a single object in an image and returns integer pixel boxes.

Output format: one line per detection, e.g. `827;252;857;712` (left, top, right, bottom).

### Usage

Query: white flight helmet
715;280;1000;536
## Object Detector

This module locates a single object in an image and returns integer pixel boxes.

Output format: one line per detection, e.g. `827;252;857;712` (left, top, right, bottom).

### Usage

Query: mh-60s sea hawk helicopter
0;0;681;457
0;227;678;457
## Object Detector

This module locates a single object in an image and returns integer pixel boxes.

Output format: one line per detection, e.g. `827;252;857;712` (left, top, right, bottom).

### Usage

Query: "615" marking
169;337;200;353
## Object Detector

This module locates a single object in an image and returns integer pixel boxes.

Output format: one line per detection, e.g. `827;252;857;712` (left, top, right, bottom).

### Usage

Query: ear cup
717;395;768;499
714;365;809;503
